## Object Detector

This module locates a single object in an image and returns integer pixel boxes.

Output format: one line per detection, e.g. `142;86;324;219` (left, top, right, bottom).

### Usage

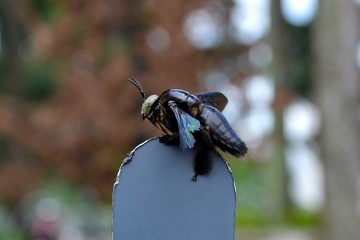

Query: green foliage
32;0;62;22
286;208;320;227
0;58;57;101
236;207;270;227
0;210;27;240
285;26;312;96
231;159;320;228
232;161;280;226
23;62;58;102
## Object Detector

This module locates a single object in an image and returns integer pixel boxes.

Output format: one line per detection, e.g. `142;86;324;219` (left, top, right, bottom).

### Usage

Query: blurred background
0;0;359;239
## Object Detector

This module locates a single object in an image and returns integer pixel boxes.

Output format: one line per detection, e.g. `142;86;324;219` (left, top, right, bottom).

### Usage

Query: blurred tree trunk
266;0;289;220
313;1;360;240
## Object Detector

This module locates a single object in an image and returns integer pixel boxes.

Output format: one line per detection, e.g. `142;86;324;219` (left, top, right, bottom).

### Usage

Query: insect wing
168;101;200;150
194;92;228;112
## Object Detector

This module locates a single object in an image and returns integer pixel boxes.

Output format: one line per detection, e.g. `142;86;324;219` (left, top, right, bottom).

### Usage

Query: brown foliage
0;0;245;201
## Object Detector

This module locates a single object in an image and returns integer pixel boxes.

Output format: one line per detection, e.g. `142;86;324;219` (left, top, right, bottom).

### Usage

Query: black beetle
128;77;247;181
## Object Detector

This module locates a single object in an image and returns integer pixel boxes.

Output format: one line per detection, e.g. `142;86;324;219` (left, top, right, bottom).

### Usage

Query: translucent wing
194;92;228;112
168;101;200;150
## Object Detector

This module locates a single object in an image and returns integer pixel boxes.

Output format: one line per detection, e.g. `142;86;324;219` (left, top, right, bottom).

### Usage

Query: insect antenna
127;77;146;102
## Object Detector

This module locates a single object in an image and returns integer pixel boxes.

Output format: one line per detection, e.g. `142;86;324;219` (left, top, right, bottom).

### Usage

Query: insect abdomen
198;105;247;157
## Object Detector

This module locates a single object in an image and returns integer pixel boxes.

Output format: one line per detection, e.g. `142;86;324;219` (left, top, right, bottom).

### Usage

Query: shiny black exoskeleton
128;77;247;181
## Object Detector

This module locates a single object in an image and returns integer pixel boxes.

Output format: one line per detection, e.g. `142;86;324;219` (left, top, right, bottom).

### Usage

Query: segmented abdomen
198;105;247;157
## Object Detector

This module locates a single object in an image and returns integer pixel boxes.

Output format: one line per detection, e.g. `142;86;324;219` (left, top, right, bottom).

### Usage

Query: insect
128;77;247;181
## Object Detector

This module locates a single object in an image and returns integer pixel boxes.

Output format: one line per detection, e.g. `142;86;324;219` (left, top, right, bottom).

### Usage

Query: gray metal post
112;137;236;240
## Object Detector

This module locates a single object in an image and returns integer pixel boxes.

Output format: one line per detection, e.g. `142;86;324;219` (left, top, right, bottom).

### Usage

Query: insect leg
159;134;180;146
192;127;214;181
